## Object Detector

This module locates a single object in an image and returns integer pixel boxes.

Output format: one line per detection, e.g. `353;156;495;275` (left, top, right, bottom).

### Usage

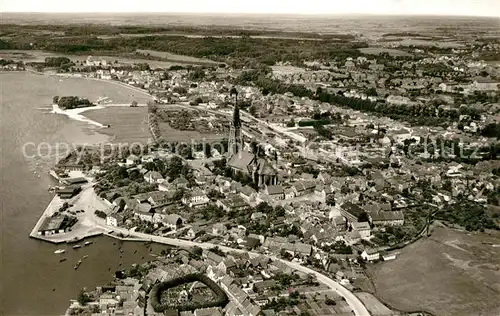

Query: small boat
54;249;65;254
83;255;88;259
59;258;67;262
72;245;82;249
84;241;93;246
74;260;82;270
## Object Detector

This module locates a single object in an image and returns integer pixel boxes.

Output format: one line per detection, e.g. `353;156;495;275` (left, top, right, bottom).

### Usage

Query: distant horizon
1;0;499;18
1;11;499;19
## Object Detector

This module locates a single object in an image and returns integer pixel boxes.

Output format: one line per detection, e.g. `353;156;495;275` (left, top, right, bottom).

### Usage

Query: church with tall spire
226;87;278;187
228;101;243;157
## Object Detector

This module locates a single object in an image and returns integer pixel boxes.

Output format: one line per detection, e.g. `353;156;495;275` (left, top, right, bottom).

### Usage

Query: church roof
228;151;255;171
256;158;277;176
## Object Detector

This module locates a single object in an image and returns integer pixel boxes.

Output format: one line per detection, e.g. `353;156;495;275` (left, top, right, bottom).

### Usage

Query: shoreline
24;69;153;130
51;103;107;128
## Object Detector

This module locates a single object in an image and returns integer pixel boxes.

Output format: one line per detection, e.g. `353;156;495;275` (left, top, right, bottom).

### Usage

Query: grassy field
158;122;225;143
358;47;412;57
0;50;208;68
399;39;465;48
136;49;218;64
368;225;500;316
354;293;393;316
84;106;152;144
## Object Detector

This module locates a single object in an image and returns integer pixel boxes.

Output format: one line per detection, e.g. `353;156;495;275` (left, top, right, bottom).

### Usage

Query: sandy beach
51;104;108;128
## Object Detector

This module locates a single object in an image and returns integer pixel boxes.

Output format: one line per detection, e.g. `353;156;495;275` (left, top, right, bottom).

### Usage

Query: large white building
361;248;380;262
472;77;500;91
181;188;209;207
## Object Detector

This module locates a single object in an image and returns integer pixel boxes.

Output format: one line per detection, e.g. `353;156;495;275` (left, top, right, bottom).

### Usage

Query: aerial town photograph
0;1;499;316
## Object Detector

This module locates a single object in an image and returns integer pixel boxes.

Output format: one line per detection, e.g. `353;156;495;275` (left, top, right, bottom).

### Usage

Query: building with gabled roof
144;170;164;184
340;202;366;224
368;210;404;226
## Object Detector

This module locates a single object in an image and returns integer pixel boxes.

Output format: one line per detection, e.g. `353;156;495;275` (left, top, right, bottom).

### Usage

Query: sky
0;0;499;17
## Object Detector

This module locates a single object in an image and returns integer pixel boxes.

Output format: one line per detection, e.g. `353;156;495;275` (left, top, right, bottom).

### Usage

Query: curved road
95;222;370;316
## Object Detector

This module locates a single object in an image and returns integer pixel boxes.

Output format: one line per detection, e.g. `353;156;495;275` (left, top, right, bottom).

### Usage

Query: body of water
0;72;167;316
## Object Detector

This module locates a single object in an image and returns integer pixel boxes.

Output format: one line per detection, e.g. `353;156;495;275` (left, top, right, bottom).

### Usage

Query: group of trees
55;96;93;109
321;240;353;254
77;289;91;305
237;69;315;98
481;123;500;139
94;210;107;219
314;88;484;127
142;156;194;183
435;200;497;232
187;67;206;81
44;56;73;70
373;226;412;246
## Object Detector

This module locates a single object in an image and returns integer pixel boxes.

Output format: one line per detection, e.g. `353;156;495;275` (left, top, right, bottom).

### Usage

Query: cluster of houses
67;247;357;316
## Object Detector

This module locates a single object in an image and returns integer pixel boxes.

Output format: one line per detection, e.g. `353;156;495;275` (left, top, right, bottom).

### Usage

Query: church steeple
233;102;241;128
228;87;243;157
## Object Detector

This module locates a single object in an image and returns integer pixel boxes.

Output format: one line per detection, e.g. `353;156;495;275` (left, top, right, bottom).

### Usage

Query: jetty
29;196;65;239
29;180;111;244
29;195;104;244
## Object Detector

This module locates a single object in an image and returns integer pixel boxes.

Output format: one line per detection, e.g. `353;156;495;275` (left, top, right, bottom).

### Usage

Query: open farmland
368;226;500;316
84;106;152;144
358;47;412;57
398;39;466;48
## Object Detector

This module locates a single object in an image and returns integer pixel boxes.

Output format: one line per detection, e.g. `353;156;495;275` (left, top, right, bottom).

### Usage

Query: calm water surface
0;72;167;316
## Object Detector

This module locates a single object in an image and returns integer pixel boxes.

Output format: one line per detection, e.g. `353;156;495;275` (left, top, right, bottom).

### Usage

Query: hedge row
150;273;229;312
297;119;331;127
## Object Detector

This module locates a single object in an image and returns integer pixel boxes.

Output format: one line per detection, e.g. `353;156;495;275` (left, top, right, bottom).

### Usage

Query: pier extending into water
29;186;109;244
29;195;65;240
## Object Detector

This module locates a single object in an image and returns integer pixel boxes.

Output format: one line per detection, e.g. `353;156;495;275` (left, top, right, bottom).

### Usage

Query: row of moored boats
54;241;93;269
